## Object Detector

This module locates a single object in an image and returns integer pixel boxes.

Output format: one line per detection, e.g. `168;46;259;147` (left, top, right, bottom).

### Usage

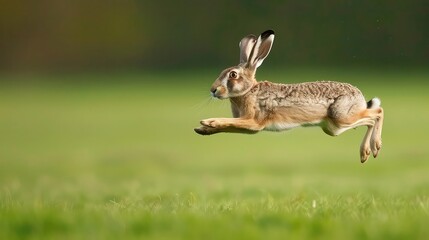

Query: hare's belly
263;120;323;132
263;122;302;131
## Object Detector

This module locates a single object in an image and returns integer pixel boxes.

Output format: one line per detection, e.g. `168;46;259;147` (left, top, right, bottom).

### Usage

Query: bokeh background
1;0;428;72
1;1;429;239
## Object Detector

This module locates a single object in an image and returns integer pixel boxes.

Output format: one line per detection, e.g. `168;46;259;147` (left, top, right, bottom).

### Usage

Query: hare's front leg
195;118;263;135
201;118;262;130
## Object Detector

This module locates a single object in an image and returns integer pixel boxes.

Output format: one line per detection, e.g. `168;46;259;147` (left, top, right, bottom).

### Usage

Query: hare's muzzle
210;87;217;97
211;87;224;99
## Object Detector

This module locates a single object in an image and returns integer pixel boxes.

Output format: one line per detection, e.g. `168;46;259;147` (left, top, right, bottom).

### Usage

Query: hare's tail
366;97;381;109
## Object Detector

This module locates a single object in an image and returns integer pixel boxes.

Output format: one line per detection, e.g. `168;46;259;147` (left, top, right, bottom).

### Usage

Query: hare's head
210;30;275;99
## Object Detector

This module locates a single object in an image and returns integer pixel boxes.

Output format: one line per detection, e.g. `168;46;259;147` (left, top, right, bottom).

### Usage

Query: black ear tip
261;30;275;39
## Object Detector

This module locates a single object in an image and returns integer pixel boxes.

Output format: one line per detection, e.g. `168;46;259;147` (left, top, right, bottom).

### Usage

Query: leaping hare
194;30;384;163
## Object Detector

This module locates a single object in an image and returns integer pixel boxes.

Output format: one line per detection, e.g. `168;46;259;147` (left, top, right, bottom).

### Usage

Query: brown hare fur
194;30;384;163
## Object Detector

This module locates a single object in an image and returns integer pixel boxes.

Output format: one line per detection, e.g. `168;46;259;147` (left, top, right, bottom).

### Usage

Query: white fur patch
264;120;323;132
264;122;301;131
371;97;381;108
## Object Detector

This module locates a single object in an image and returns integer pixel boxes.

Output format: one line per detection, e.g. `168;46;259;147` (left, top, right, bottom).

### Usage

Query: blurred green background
1;1;429;239
1;0;428;72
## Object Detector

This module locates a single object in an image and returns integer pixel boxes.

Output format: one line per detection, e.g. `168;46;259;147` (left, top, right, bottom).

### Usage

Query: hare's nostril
210;88;217;96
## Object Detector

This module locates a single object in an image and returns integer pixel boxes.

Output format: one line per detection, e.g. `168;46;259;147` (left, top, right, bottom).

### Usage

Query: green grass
1;68;429;239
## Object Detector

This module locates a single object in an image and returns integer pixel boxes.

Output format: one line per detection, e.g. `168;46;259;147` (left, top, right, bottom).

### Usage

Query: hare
194;30;384;163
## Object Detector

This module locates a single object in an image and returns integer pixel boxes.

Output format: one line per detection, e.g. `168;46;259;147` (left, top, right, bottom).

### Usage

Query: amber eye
229;71;238;79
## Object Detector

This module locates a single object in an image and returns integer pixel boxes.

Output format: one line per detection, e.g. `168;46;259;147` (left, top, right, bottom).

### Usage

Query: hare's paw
370;138;382;158
194;126;218;135
200;118;222;128
196;118;223;135
360;145;371;163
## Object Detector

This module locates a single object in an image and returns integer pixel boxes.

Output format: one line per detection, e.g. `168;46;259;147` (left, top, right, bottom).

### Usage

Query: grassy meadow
1;68;429;239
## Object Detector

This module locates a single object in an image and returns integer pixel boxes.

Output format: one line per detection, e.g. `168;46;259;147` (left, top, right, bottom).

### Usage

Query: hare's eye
229;71;238;79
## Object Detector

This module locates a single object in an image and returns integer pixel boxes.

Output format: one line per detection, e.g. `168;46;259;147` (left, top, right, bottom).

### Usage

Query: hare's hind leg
361;125;375;163
370;107;384;157
326;96;378;162
354;107;383;161
332;117;376;163
322;115;375;162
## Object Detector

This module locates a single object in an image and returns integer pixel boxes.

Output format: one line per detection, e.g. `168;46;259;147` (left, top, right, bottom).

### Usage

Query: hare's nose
210;88;217;96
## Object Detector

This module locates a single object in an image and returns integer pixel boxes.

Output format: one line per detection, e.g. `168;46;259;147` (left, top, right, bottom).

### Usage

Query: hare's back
256;80;364;109
287;81;363;99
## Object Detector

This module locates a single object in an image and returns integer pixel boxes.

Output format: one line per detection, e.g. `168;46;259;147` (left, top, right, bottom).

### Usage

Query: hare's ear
248;30;275;69
239;34;257;64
